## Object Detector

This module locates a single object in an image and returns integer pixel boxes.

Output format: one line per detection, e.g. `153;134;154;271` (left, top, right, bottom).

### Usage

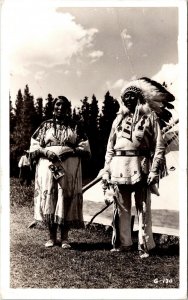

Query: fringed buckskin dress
30;119;90;229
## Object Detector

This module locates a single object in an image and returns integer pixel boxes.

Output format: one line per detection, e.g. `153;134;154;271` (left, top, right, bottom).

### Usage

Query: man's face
122;91;138;113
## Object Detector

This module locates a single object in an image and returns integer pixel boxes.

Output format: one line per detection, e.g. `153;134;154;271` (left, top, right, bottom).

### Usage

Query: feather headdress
119;77;175;128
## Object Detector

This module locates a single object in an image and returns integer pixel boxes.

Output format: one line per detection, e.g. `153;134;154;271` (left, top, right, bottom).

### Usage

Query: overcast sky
2;0;181;113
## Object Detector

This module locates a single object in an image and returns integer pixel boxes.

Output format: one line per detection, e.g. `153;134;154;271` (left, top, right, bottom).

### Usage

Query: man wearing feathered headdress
102;77;175;258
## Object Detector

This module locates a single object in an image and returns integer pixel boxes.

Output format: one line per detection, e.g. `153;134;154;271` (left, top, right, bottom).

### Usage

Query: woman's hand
29;148;59;163
59;150;75;161
45;150;59;163
37;148;59;162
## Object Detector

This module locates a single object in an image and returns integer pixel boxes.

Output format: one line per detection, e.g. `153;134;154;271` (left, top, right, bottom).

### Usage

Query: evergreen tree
72;107;82;127
12;89;24;152
44;93;54;120
14;89;24;122
79;96;90;136
9;93;16;140
11;85;37;176
100;91;119;137
77;96;94;179
35;97;43;127
10;89;24;176
98;91;119;166
88;94;100;176
22;84;37;148
89;94;99;134
72;107;78;122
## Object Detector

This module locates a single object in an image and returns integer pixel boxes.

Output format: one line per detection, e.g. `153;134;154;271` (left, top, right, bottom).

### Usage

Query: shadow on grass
68;241;179;258
69;241;112;251
150;245;179;257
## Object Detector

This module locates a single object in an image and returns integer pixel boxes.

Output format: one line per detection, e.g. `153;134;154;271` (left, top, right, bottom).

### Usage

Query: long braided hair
52;96;72;138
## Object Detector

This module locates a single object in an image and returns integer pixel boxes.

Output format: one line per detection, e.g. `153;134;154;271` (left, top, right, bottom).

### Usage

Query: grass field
10;178;179;289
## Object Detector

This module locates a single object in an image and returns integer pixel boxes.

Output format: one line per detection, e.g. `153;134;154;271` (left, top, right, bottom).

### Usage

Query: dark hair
53;96;72;137
53;96;71;109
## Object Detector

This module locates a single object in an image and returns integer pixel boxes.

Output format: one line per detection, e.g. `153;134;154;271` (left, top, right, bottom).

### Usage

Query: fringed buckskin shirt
104;111;165;185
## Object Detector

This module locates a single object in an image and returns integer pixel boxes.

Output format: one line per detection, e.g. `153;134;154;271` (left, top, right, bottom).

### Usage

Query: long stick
86;201;113;228
82;175;102;193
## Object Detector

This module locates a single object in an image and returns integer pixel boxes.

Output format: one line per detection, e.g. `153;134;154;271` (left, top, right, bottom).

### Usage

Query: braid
53;113;57;137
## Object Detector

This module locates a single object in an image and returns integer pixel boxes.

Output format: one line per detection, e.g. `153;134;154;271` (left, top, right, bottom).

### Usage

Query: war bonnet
119;77;175;127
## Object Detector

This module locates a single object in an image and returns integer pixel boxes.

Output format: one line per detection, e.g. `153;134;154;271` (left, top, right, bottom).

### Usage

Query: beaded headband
121;86;144;100
119;77;175;123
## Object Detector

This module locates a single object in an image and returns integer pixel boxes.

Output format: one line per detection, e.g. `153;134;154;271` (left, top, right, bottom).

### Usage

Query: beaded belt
114;150;150;157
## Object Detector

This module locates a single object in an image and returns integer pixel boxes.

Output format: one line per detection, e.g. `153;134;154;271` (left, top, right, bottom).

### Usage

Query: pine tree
88;94;100;176
72;107;82;127
12;85;37;155
79;96;90;136
44;93;54;120
98;91;119;165
100;91;119;136
14;89;24;122
10;89;24;176
10;93;16;141
35;97;43;127
22;85;37;147
89;94;99;134
12;89;24;152
72;107;78;122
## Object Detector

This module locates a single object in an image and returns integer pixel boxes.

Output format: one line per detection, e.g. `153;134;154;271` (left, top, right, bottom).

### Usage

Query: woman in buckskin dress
102;77;174;257
29;96;90;248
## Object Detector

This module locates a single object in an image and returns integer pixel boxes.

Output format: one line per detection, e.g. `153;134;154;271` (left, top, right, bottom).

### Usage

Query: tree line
10;84;120;179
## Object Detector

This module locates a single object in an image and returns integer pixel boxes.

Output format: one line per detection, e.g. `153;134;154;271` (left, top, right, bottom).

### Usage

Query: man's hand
147;172;159;185
101;179;111;205
101;179;110;192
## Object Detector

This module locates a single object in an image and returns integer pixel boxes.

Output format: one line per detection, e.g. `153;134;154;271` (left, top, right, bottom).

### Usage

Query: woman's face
54;99;69;119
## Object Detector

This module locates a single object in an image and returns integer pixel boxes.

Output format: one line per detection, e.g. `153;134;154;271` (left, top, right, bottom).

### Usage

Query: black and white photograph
0;0;187;299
